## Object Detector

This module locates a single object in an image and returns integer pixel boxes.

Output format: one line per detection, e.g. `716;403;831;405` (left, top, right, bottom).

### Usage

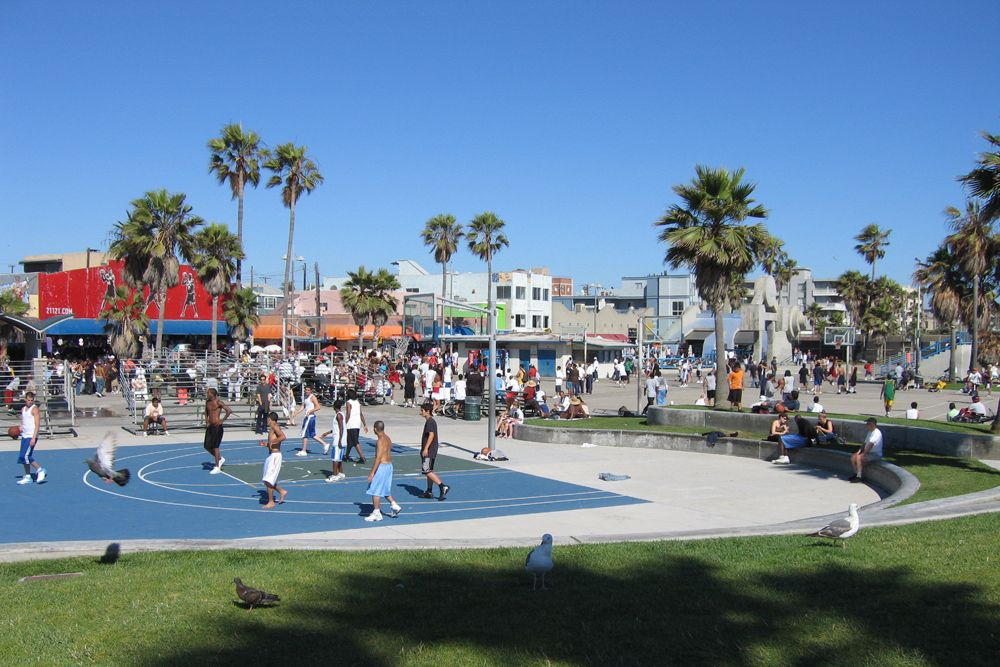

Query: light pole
585;282;602;364
281;254;305;352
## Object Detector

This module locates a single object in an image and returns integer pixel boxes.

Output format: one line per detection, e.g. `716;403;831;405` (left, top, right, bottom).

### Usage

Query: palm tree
805;302;827;338
99;286;150;358
264;143;324;334
420;214;463;339
223;286;261;345
760;238;797;302
109;190;203;352
836;270;870;357
368;268;402;350
656;166;771;405
207;123;263;285
959;130;1000;222
193;223;244;352
466;211;509;362
854;224;892;280
944;201;997;371
914;245;965;381
341;266;378;351
0;289;29;363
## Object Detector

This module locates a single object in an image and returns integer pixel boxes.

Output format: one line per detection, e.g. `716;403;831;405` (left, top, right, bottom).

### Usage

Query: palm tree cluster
339;266;402;350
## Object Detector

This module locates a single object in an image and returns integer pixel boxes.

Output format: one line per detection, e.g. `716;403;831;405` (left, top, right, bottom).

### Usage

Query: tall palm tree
368;268;402;350
223;286;261;346
760;238;796;302
914;245;965;381
466;211;509;360
944;201;997;371
341;266;378;351
959;130;1000;222
836;269;870;356
264;143;324;336
0;289;29;363
805;302;827;338
109;190;203;352
853;224;892;280
193;223;244;352
656;166;771;405
207;123;263;285
420;214;463;339
99;286;150;358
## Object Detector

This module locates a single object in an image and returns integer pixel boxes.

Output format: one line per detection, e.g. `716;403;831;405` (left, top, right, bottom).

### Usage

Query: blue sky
2;1;998;290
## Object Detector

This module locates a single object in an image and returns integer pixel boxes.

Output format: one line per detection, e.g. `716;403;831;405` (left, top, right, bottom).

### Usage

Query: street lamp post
281;254;305;352
584;282;602;365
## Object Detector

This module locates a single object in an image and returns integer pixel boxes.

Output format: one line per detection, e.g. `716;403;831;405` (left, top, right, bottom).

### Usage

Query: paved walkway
1;378;997;562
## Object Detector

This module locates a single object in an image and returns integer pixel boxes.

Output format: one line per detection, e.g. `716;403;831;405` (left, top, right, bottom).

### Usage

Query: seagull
85;432;130;487
808;503;860;545
525;533;554;590
234;577;281;611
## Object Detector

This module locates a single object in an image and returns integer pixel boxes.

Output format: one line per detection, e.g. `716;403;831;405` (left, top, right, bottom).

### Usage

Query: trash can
464;396;482;421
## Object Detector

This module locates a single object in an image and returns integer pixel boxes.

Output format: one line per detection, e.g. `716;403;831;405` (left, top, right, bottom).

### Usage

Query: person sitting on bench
143;396;169;435
814;412;838;444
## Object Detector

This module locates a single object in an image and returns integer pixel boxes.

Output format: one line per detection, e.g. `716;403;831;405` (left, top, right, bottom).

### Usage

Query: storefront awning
44;318;229;336
252;323;407;341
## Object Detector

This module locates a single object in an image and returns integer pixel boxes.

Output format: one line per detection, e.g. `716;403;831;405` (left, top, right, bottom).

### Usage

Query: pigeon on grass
808;503;860;545
85;432;130;486
525;534;554;590
234;578;280;610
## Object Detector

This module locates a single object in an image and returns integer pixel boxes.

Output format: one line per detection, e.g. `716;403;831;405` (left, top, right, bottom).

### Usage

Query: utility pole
315;262;322;353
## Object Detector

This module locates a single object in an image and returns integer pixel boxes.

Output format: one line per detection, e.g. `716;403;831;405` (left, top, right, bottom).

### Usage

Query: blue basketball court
3;437;646;543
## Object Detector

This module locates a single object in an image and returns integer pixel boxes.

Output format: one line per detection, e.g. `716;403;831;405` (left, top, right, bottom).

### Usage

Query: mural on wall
38;261;223;321
0;274;34;306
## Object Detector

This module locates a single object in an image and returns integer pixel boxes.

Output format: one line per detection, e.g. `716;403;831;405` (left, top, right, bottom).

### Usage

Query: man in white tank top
321;399;347;482
16;391;45;485
344;388;368;463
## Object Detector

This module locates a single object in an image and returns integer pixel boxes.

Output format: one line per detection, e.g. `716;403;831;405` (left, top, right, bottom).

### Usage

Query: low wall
644;407;999;459
515;423;919;507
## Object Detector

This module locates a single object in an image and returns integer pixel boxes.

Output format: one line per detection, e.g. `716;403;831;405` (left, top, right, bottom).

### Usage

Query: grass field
2;514;998;665
526;417;1000;505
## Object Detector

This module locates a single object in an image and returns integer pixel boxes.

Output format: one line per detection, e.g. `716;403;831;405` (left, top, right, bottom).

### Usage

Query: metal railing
2;358;76;437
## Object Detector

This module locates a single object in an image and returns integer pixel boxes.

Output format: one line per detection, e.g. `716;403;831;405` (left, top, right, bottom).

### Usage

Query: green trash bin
464;396;482;421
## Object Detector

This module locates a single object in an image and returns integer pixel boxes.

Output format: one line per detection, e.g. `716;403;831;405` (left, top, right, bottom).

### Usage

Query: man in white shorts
321;399;347;482
260;411;287;508
293;386;326;457
849;417;883;483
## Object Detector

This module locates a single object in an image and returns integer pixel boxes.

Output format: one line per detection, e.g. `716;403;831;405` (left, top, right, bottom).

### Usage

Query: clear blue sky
2;1;998;290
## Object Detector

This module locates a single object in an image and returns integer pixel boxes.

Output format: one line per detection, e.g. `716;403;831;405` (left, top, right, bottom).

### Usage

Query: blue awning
46;318;229;336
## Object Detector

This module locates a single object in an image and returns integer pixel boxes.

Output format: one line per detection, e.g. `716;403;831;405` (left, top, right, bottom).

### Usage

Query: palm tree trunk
440;260;447;342
713;301;728;410
283;199;296;352
236;174;245;286
970;280;979;372
155;288;167;353
357;324;364;352
211;295;219;352
373;325;381;351
948;323;957;382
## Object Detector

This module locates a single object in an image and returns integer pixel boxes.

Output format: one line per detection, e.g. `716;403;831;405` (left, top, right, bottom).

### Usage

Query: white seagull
808;503;860;545
525;533;554;590
85;432;131;487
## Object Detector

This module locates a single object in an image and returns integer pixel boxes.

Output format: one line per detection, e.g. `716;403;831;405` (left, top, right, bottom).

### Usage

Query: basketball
8;425;21;439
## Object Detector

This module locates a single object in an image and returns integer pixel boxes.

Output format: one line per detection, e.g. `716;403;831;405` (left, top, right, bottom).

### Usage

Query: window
406;287;419;293
543;316;549;328
532;315;542;328
496;286;511;299
516;286;526;299
514;314;526;327
543;288;549;300
532;287;542;300
672;301;684;317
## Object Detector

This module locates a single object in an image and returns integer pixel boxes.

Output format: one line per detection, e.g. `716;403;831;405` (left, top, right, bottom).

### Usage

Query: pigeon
234;577;280;610
808;503;860;545
525;533;554;590
85;432;130;487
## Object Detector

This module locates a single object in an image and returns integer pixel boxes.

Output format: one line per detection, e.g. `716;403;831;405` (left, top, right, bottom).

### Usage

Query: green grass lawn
527;417;1000;505
2;514;999;665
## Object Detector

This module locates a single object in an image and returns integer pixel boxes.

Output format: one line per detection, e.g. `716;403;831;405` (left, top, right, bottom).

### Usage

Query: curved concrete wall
644;407;999;459
515;423;920;507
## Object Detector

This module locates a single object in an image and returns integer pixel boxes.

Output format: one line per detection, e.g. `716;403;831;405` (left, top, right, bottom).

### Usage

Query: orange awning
251;323;407;341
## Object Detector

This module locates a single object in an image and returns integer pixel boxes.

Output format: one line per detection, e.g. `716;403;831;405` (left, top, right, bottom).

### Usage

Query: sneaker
16;476;33;485
295;450;309;457
325;475;337;483
142;431;148;437
849;476;862;484
337;473;346;480
389;504;402;518
163;431;170;436
364;510;383;522
218;457;225;467
420;490;434;499
771;456;790;465
35;468;46;483
357;458;367;465
209;467;222;475
438;484;450;501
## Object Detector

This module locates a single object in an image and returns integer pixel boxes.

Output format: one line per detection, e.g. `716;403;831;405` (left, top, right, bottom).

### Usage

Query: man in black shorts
419;402;450;500
205;388;232;475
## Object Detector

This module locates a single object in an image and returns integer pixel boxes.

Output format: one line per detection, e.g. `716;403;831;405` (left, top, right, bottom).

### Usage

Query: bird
525;533;554;590
234;577;280;610
808;503;860;545
85;432;130;487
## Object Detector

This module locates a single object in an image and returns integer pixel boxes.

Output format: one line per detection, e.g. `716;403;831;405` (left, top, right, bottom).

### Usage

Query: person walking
344;388;368;464
260;411;287;508
321;399;347;482
364;420;402;522
15;391;45;485
419;402;450;500
204;388;232;475
253;374;271;434
293;386;326;457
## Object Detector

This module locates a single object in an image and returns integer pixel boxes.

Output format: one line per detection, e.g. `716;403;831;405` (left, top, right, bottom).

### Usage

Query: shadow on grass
143;551;999;666
886;450;1000;478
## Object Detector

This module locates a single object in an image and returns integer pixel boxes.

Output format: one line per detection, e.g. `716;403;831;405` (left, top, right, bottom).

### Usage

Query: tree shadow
142;547;999;666
887;450;1000;479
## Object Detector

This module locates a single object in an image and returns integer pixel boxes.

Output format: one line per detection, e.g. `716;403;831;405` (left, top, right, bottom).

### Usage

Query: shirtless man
260;411;287;508
364;420;402;522
204;388;232;474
